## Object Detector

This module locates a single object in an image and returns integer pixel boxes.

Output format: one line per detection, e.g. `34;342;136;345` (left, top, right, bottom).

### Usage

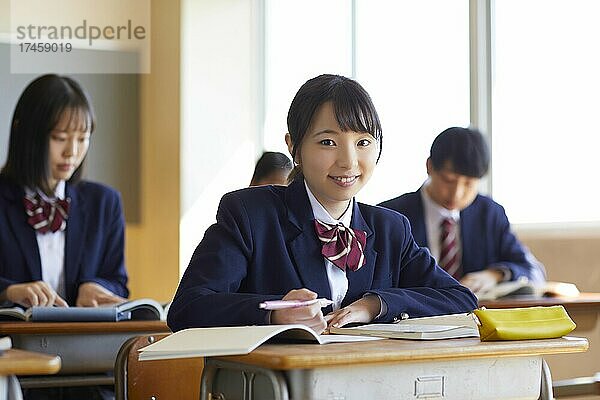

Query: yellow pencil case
473;305;576;341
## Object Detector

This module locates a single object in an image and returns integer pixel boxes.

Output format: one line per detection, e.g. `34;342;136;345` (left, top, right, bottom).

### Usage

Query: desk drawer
205;356;542;400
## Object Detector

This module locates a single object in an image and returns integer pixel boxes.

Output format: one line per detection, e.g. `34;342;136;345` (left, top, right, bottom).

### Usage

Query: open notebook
0;298;169;322
138;324;383;361
329;313;480;340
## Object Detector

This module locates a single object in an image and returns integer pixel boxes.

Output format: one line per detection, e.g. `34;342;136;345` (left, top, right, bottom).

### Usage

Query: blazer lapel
285;180;332;300
344;201;377;306
2;184;42;280
459;205;473;270
65;183;85;286
413;188;429;247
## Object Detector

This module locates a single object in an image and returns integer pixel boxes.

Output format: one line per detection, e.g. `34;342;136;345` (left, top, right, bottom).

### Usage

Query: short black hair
250;151;292;186
1;74;95;194
286;74;382;182
430;127;489;178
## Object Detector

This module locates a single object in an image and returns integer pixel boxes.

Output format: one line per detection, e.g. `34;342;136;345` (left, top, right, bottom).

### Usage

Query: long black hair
1;74;95;194
286;74;382;182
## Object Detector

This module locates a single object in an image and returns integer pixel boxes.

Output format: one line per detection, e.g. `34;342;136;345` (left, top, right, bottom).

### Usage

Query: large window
491;0;600;224
264;0;352;152
264;1;470;205
354;1;470;204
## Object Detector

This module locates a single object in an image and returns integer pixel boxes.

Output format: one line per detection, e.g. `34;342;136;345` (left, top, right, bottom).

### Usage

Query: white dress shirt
305;181;351;311
25;181;66;298
304;181;386;319
420;181;461;265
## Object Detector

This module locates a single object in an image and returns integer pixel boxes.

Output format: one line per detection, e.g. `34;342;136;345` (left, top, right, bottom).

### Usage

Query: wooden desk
201;336;588;400
0;320;169;388
480;293;600;381
0;349;61;376
0;349;61;400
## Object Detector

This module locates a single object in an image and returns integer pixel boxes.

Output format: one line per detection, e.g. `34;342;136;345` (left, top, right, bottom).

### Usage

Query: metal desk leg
0;375;7;400
200;359;289;400
540;358;554;400
199;364;217;400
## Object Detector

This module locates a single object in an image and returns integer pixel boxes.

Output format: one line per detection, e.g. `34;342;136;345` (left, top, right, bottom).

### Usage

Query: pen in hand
259;298;334;310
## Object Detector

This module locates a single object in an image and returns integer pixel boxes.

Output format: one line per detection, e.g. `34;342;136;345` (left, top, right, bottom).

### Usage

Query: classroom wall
518;230;600;292
0;1;8;38
125;0;181;301
179;0;262;275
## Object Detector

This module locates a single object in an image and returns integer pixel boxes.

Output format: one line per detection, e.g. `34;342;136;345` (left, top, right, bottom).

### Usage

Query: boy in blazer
379;127;545;296
168;75;477;333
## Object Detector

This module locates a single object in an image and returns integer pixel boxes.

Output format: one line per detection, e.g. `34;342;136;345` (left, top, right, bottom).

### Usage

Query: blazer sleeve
81;190;129;298
489;205;546;283
0;256;17;300
167;193;280;331
368;215;478;321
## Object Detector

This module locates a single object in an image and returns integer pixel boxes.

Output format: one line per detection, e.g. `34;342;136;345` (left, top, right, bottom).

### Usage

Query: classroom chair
114;334;204;400
553;372;600;398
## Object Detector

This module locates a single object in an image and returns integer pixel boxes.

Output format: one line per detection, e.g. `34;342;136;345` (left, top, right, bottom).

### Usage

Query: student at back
379;127;545;296
249;151;293;186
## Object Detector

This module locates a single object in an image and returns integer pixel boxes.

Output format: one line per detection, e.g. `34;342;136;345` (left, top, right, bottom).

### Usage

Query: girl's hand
76;282;126;307
325;295;380;329
2;281;68;307
271;288;327;333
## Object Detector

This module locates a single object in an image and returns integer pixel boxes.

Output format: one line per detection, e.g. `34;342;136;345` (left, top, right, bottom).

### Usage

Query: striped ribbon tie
23;193;70;234
313;219;366;272
439;217;461;279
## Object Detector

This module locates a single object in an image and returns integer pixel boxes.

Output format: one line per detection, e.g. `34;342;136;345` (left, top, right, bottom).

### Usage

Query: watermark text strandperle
16;19;146;46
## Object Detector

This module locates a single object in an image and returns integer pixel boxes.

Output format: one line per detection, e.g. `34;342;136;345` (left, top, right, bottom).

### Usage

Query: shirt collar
25;180;66;201
421;180;460;223
304;180;353;226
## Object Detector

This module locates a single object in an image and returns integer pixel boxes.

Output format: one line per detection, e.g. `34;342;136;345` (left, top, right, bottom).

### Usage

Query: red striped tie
439;218;461;279
23;194;70;234
313;220;366;272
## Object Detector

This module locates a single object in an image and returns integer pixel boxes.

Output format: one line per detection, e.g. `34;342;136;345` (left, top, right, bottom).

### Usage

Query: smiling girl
168;74;476;332
0;74;129;310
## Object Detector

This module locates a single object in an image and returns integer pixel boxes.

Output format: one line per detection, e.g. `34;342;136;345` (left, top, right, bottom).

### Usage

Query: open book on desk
476;279;581;301
329;313;480;340
138;324;383;361
0;298;169;322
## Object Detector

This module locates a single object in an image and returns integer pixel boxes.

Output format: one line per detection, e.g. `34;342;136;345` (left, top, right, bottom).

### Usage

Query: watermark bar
10;0;150;74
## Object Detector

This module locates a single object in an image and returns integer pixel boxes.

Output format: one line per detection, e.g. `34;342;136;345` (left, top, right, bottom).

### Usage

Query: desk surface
0;349;61;375
479;292;600;310
215;336;588;370
0;320;169;335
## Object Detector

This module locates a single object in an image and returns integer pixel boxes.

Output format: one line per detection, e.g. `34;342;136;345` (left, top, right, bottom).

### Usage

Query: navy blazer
168;179;477;331
0;176;129;305
378;189;545;282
